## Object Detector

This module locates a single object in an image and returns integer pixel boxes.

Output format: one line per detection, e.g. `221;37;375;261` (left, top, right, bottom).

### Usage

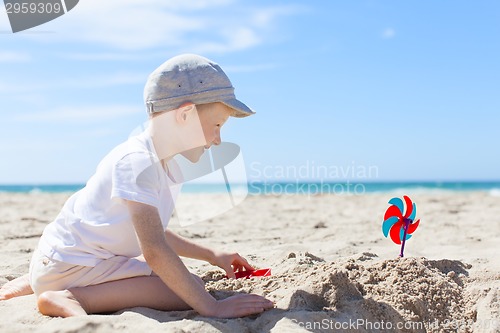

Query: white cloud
251;4;307;28
22;1;302;53
224;63;277;73
382;28;396;39
0;6;11;31
193;27;261;54
0;71;145;94
81;127;123;138
62;52;144;61
0;81;44;94
15;105;142;122
64;72;147;88
0;51;31;62
0;82;11;93
0;137;71;153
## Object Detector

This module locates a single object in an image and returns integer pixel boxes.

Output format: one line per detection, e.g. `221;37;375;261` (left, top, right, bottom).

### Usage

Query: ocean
1;181;499;195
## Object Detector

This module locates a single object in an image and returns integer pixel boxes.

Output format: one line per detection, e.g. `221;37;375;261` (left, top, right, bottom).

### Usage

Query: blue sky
0;0;499;184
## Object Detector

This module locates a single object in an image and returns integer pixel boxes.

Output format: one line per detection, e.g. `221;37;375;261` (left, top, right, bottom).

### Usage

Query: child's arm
165;230;254;278
127;200;273;318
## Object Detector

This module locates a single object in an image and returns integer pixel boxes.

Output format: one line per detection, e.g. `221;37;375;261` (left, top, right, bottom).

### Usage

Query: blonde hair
149;102;223;119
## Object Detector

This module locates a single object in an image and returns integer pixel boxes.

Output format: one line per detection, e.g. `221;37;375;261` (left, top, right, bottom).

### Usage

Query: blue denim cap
144;54;255;117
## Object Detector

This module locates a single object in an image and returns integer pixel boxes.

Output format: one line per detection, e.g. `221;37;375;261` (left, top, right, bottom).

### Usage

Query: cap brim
221;98;256;118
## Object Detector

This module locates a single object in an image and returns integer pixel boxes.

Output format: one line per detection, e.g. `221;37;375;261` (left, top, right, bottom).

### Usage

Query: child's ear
175;103;195;123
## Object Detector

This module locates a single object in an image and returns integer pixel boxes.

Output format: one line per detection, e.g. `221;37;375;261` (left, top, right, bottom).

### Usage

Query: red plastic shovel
229;268;272;279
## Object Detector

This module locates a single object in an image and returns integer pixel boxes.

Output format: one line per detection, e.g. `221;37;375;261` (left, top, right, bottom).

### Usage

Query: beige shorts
29;249;153;296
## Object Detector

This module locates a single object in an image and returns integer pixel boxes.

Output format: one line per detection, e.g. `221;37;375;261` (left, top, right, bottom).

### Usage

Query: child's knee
37;291;56;315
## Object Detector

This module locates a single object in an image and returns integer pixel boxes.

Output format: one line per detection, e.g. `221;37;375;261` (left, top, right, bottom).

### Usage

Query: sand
0;191;499;333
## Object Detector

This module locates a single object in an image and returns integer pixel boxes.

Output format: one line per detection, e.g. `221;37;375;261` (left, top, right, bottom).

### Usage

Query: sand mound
203;252;491;333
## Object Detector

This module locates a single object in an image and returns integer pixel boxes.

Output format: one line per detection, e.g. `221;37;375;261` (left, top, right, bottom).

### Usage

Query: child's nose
213;129;221;145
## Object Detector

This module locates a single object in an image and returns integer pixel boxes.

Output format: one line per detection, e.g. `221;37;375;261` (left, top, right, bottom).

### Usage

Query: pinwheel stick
399;218;412;257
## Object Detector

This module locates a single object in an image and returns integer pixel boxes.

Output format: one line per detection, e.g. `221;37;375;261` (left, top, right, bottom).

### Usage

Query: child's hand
210;251;254;278
208;293;274;318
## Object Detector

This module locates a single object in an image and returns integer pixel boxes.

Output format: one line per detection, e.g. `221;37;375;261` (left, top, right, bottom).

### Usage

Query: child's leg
37;273;204;317
0;274;33;300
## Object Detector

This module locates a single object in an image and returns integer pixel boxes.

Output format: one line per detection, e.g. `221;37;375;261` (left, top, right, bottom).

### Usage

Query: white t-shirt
38;129;181;267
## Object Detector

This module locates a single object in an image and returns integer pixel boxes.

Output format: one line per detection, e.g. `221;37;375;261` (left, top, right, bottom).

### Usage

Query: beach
0;191;499;333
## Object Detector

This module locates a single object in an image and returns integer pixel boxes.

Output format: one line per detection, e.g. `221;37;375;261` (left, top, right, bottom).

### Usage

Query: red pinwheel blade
389;221;403;245
407;219;420;234
384;205;403;221
403;195;413;218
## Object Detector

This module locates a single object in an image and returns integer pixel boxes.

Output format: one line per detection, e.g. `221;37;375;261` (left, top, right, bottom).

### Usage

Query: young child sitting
0;54;273;318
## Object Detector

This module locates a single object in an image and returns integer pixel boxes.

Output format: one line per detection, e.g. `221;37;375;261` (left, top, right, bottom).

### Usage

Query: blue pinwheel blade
388;197;404;215
400;228;413;241
382;216;399;237
408;203;417;221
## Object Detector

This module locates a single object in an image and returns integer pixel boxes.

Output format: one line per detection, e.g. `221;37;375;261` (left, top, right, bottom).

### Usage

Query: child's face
180;102;231;162
198;102;231;148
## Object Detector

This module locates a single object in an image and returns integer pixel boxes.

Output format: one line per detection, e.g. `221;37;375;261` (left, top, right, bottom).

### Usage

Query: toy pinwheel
382;195;420;257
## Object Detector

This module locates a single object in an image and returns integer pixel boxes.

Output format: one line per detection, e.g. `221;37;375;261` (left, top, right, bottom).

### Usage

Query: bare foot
37;290;87;317
0;274;33;300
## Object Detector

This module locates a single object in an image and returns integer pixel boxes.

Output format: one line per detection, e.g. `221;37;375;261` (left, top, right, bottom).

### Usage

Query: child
0;54;274;318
